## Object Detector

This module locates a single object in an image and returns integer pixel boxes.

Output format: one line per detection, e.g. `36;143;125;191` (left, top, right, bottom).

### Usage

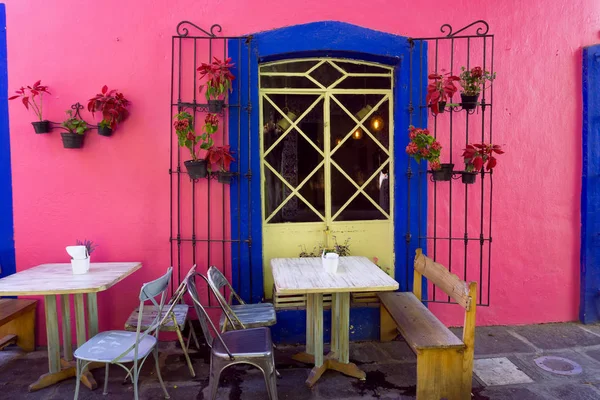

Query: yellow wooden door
260;58;394;299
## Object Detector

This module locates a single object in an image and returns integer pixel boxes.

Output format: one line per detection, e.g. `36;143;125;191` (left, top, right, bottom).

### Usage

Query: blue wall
229;21;426;342
0;4;16;281
581;45;600;323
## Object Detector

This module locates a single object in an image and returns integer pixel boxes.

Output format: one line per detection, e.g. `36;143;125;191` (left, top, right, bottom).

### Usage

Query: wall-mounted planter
208;99;225;113
184;159;208;179
432;163;454;181
32;120;51;134
461;171;477;184
217;171;235;184
61;133;85;149
460;93;479;110
98;125;113;137
438;101;446;114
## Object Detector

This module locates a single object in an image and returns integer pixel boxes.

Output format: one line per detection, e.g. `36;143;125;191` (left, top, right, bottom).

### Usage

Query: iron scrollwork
440;20;490;37
176;21;223;37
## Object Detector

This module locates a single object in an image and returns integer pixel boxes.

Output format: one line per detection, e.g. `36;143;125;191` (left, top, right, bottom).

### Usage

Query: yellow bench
0;298;37;352
379;249;477;400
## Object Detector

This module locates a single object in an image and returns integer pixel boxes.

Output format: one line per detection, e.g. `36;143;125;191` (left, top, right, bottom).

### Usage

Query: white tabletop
271;256;399;295
0;262;142;295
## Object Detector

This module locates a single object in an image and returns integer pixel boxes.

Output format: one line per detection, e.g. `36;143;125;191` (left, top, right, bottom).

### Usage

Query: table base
293;352;366;387
29;359;103;392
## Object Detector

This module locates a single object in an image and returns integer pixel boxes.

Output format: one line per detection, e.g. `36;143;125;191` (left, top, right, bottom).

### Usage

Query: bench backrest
413;248;475;311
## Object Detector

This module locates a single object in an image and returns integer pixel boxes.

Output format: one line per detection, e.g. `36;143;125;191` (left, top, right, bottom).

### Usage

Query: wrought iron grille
169;22;252;304
408;20;495;307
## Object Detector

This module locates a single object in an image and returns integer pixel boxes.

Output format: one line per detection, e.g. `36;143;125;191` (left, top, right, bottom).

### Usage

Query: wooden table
0;262;142;392
271;256;398;386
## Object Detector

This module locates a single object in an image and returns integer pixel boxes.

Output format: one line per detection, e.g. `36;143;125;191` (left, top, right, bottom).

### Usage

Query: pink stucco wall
3;0;598;342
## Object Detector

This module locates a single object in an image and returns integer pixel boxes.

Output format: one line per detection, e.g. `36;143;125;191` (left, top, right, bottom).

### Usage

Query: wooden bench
379;249;476;400
0;298;37;352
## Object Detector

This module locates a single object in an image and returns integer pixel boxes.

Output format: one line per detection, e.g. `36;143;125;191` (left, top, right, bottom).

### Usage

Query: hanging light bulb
352;128;363;140
370;115;385;132
335;137;342;145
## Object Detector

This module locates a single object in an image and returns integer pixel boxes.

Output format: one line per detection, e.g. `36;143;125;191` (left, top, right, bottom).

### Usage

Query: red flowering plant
405;125;442;170
87;85;130;130
174;111;199;161
459;66;496;96
462;143;504;172
9;80;50;121
205;145;235;173
426;72;460;115
197;57;235;102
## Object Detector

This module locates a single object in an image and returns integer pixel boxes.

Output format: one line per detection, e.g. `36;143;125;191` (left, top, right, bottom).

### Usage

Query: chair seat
213;327;273;358
74;330;157;363
124;304;189;332
219;303;276;331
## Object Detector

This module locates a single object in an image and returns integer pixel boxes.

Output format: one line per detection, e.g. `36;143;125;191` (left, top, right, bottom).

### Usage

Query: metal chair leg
103;363;110;395
74;359;81;400
175;323;195;377
189;320;201;350
133;361;139;400
208;358;223;400
154;347;170;399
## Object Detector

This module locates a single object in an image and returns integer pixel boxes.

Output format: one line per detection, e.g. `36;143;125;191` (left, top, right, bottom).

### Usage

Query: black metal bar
246;37;253;301
169;36;175;294
222;38;228;286
406;38;414;292
237;38;243;296
177;36;183;287
463;36;471;283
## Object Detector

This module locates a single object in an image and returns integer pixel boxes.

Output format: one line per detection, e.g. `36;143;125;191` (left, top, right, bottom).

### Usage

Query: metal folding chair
187;273;278;400
73;268;173;400
207;266;276;332
124;264;200;377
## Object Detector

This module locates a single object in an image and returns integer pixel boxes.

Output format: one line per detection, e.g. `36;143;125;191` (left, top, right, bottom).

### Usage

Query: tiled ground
3;323;600;399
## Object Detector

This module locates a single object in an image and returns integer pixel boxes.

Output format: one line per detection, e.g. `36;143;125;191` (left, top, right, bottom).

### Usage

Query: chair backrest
185;272;233;359
207;266;247;331
112;267;172;364
156;264;197;328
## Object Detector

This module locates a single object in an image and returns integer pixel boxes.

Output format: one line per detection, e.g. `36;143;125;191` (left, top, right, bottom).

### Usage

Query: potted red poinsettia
87;85;130;136
458;66;496;110
405;126;451;181
174;111;217;179
461;143;504;184
9;80;52;133
426;72;460;115
206;145;236;184
197;57;235;113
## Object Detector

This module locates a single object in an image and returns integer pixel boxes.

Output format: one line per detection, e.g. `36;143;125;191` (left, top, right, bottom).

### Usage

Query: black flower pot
61;133;85;149
431;163;454;181
460;93;479;110
184;159;208;179
217;171;235;184
208;100;225;113
438;101;446;114
32;120;51;134
98;125;113;137
462;171;477;184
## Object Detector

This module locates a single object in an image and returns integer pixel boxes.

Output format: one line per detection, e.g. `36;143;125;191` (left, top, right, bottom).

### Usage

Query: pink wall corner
3;0;598;344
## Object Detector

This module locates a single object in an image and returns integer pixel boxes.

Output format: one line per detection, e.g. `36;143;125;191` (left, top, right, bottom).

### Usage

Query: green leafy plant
76;239;97;256
462;143;505;172
62;110;88;135
459;66;496;96
173;111;197;160
299;236;351;257
197;57;235;101
405;125;442;170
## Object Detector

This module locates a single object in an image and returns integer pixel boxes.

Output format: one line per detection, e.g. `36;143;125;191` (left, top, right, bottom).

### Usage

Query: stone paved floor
2;322;600;399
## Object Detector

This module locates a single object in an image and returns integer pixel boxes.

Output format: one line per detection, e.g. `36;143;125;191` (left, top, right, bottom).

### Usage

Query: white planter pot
71;257;90;275
322;252;340;274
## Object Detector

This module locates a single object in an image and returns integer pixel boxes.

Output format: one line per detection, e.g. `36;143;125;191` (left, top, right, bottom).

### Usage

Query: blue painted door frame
581;45;600;323
229;22;427;311
0;4;16;281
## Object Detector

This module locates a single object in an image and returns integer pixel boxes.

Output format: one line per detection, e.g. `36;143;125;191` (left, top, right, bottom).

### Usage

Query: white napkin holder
322;252;340;274
67;245;90;275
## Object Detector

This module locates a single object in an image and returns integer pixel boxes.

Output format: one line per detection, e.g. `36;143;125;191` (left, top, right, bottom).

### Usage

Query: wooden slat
414;251;470;310
378;292;464;350
0;334;17;350
0;299;36;326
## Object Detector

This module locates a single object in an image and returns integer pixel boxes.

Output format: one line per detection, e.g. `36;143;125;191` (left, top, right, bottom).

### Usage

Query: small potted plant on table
406;125;450;180
174;111;216;179
206;145;236;184
66;239;97;275
61;110;88;148
87;85;130;136
427;72;460;115
459;66;496;110
9;80;52;133
461;143;504;184
197;57;235;113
